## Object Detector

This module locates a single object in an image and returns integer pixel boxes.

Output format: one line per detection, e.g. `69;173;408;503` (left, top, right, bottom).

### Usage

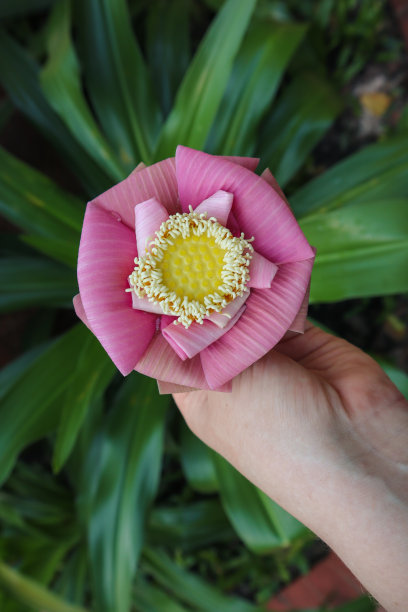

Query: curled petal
207;292;249;328
289;283;310;333
201;257;315;389
176;146;314;264
131;291;164;315
136;332;209;389
194;190;233;226
77;204;156;375
216;155;259;171
157;380;199;394
91;158;179;230
162;306;245;360
248;251;278;289
135;197;169;256
73;293;92;331
261;167;290;207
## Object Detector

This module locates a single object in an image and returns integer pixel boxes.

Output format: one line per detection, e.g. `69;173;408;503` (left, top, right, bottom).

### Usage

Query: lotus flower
74;146;315;393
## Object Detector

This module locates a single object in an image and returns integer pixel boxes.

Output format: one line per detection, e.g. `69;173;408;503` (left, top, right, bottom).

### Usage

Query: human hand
174;323;408;610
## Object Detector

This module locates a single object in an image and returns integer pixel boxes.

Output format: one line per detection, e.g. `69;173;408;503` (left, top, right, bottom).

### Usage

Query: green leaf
146;0;191;117
0;257;77;312
0;31;112;196
143;548;260;612
148;500;234;551
40;0;126;183
52;334;115;473
0;324;88;485
258;71;343;186
154;0;257;159
208;21;306;155
75;375;169;612
0;562;88;612
301;199;408;301
21;235;78;268
291;136;408;217
0;146;82;238
74;0;161;166
179;420;218;493
133;577;190;612
213;452;305;552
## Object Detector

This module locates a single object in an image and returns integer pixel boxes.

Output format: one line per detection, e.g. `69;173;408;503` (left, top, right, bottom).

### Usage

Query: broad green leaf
0;324;88;484
143;548;260;612
258;71;343;186
75;375;169;612
74;0;161;166
40;0;126;183
180;420;218;493
21;235;78;268
148;500;234;550
54;545;88;608
154;0;257;159
0;146;82;239
0;344;46;403
146;0;191;117
213;452;303;552
52;334;115;472
291;136;408;217
208;21;306;155
133;577;189;612
301;199;408;301
0;257;76;312
0;32;112;196
0;562;88;612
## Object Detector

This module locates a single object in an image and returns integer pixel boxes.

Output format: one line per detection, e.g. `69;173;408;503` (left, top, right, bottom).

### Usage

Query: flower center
128;207;253;328
160;233;226;302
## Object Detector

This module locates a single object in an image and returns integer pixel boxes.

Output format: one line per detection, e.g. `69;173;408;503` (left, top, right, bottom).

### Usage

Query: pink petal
176;146;314;264
130;161;147;175
91;158;179;231
200;257;315;389
136;332;209;388
194;190;233;226
217;155;259;171
134;197;169;256
289;283;310;333
131;291;164;315
248;251;278;289
73;293;93;332
261;168;290;207
162;306;245;361
77;204;156;375
157;380;199;394
207;292;249;328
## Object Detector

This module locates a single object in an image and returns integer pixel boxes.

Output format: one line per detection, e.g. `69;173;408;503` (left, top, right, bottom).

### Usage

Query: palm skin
174;323;408;610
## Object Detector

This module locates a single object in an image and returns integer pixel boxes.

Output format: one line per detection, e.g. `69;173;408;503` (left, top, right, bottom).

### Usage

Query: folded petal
216;155;259;171
207;292;249;328
73;293;92;332
157;379;233;394
131;291;164;315
162;306;245;360
248;251;279;288
91;158;179;230
77;204;156;375
157;380;199;394
134;197;169;256
200;257;315;389
136;332;209;389
194;190;233;226
261;168;290;206
288;283;310;333
176;146;314;264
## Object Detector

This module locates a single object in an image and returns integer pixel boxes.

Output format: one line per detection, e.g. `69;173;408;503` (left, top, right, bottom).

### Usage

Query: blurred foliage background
0;0;407;610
